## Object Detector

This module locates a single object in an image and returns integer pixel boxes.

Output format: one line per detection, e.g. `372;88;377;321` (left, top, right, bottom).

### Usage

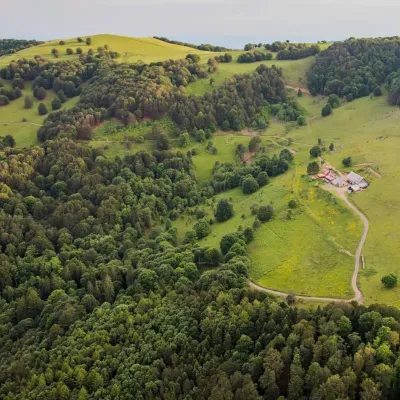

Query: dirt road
285;85;311;95
248;185;369;304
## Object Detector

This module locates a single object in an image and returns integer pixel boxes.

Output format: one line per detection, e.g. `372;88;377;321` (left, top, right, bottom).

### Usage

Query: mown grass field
0;81;78;147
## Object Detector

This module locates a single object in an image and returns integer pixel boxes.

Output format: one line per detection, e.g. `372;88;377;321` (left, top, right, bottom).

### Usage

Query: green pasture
0;82;78;148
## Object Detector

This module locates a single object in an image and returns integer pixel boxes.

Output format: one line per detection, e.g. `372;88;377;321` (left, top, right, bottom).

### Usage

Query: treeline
237;51;273;63
244;41;321;53
308;37;400;100
277;44;320;60
3;138;400;398
171;65;287;133
36;57;211;142
210;149;293;193
154;36;231;52
0;39;43;56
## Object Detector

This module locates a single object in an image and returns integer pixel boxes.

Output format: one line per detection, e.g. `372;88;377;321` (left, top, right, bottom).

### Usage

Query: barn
347;172;369;189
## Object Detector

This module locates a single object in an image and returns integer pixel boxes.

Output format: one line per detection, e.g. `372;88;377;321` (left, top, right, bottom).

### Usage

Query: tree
329;143;335;151
35;87;46;100
52;97;62;111
242;175;259;195
0;95;10;106
215;199;234;222
2;134;15;147
321;103;333;117
179;132;191;148
382;273;397;288
77;37;83;43
256;171;269;187
307;161;320;175
257;205;273;222
309;145;322;158
210;77;215;86
59;40;65;45
38;103;48;115
77;125;93;140
86;37;92;45
328;94;340;108
298;89;303;97
342;157;352;167
57;90;67;103
288;199;297;209
155;132;171;150
66;48;73;55
24;95;33;109
194;218;211;239
249;136;262;152
76;47;83;54
297;115;307;126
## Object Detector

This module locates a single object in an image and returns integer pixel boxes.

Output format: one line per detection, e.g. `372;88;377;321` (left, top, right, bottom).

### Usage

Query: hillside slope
0;34;213;66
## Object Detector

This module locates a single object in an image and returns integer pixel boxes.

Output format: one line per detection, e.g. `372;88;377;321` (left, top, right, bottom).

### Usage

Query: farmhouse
347;172;369;189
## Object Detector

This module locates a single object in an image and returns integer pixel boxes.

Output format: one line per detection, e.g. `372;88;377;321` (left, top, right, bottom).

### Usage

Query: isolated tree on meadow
35;87;46;100
329;143;335;151
342;157;352;167
307;161;320;175
328;94;340;108
24;95;33;109
77;37;83;43
76;47;83;54
215;199;234;222
321;103;333;117
309;145;322;158
66;48;73;55
2;135;15;148
194;218;211;239
59;40;65;45
38;103;48;115
257;205;274;222
242;175;259;195
86;37;92;45
382;274;397;288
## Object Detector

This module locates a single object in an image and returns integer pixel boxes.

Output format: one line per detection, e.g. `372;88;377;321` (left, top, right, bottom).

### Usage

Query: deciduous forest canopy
2;31;400;400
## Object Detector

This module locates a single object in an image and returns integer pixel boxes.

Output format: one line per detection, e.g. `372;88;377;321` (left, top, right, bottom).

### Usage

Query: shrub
342;157;352;167
288;199;297;209
76;47;83;54
307;161;320;175
309;145;322;158
374;87;382;96
242;227;255;243
38;103;48;115
382;274;397;288
194;218;211;239
215;199;234;222
256;171;269;187
59;40;65;45
24;96;33;109
257;205;274;222
0;95;10;106
66;48;73;55
321;103;333;117
52;97;62;111
242;175;259;195
297;115;307;126
328;94;340;108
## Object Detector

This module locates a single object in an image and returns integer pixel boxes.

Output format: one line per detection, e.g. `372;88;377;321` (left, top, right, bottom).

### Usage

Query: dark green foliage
297;115;307;126
194;218;211;239
382;274;397;288
307;161;320;174
310;145;322;158
215;198;234;222
288;199;297;209
86;37;92;45
34;87;46;101
51;97;62;110
277;44;320;60
0;38;43;57
257;205;274;222
256;171;269;187
242;175;259;195
328;94;340;108
329;143;335;151
237;51;273;63
321;103;333;117
0;95;10;106
154;36;231;52
269;98;306;122
66;48;73;55
308;37;400;100
0;134;16;148
249;136;262;152
215;53;233;63
24;95;33;109
342;157;352;167
374;86;382;96
38;102;48;115
59;40;65;45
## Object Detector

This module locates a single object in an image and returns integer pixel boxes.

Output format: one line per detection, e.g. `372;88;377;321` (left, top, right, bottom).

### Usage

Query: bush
288;199;297;209
38;103;48;115
297;115;307;126
215;199;234;222
0;95;10;106
2;135;15;147
257;205;274;222
321;103;333;117
35;87;46;100
24;96;33;109
309;145;322;158
307;161;320;175
52;97;62;111
86;38;92;45
66;48;73;55
59;40;65;45
328;94;340;108
76;47;83;54
342;157;352;167
242;175;259;195
242;227;255;243
194;218;211;239
77;37;83;43
256;171;269;187
382;274;397;288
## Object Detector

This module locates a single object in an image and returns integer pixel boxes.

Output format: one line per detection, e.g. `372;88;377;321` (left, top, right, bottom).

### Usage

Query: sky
1;0;400;48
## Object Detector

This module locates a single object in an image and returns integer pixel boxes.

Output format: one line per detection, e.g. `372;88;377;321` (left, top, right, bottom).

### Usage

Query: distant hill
0;34;214;66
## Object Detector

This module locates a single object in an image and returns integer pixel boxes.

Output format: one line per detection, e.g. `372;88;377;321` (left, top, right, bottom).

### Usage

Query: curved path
248;185;369;304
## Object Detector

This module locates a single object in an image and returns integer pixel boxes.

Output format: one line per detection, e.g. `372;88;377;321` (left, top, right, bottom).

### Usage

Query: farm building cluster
318;169;369;193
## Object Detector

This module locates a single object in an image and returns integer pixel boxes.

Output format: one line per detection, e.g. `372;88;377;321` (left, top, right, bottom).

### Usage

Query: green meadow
0;81;78;148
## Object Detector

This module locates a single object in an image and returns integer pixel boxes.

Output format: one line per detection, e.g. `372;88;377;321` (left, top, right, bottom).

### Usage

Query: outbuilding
347;172;369;188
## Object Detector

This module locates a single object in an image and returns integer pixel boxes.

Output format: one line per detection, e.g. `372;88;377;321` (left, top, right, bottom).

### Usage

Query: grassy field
0;82;78;148
0;35;215;67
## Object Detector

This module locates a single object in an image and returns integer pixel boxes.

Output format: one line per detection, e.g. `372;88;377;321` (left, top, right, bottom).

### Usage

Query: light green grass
0;83;78;148
0;35;215;67
90;140;153;158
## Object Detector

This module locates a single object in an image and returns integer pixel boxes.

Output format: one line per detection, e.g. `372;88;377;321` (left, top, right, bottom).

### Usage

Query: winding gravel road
248;185;369;304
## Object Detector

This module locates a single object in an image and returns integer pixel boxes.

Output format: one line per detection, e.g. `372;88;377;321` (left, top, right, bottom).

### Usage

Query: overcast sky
1;0;400;47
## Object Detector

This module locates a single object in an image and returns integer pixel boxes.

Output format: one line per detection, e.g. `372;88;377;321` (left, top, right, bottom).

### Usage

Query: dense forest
2;137;400;399
153;36;230;52
276;45;320;60
0;39;43;56
237;51;273;63
308;37;400;100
